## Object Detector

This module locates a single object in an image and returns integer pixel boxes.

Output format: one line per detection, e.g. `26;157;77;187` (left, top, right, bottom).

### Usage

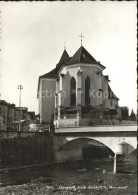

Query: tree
130;109;136;121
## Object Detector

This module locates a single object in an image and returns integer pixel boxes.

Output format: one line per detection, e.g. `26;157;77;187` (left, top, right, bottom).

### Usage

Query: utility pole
17;85;23;131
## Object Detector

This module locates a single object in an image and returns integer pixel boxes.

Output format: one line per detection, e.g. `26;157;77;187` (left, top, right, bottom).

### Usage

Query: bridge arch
55;137;116;163
53;135;136;165
64;136;136;154
59;137;115;153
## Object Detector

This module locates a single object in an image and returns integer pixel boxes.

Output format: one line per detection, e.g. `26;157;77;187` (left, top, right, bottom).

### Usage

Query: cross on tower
79;33;84;46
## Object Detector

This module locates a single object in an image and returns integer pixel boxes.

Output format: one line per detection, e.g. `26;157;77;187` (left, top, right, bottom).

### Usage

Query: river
0;159;137;195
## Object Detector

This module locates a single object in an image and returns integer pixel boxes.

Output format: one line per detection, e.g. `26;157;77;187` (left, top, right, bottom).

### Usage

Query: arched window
85;76;90;105
70;77;76;106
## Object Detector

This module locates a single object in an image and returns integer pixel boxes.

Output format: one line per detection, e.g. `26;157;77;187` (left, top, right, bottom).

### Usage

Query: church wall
66;66;78;80
61;67;80;107
39;78;56;123
81;66;102;107
56;79;59;108
102;76;109;108
58;64;118;112
56;79;59;92
62;72;71;107
59;64;105;108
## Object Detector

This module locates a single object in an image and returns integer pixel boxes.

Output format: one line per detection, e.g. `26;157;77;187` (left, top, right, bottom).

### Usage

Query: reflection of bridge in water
53;125;137;173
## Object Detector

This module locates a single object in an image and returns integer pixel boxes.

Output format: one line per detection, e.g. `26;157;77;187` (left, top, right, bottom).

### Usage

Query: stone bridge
53;125;137;173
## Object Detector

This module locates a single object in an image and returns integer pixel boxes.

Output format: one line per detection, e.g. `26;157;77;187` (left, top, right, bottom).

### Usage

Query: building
37;45;122;128
0;100;15;130
0;100;36;131
120;107;129;121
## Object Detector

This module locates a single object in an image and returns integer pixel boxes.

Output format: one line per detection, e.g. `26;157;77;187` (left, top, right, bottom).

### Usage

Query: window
111;100;112;106
85;76;90;105
70;77;76;106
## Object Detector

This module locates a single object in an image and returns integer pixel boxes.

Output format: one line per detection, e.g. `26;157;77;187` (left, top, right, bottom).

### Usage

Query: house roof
108;84;119;100
0;100;15;108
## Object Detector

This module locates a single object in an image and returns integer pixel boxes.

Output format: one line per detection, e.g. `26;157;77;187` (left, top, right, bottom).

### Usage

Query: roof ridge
66;46;98;65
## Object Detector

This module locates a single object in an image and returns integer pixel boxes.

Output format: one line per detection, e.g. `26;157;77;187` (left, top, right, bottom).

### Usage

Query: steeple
56;49;70;68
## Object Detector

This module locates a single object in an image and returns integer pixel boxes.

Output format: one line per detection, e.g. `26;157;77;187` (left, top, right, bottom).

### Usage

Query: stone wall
114;152;137;173
114;154;130;173
0;131;54;169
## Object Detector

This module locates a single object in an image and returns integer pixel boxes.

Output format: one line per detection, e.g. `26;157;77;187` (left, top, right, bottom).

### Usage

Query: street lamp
17;85;23;131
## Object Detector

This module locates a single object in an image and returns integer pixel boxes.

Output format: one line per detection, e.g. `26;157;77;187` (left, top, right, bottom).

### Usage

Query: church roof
39;46;105;80
108;84;119;100
56;49;70;68
37;46;106;97
39;49;70;79
67;46;97;64
37;50;70;97
39;67;58;79
65;46;105;69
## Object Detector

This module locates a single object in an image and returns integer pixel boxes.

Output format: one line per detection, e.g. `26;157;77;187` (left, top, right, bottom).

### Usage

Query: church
37;43;122;128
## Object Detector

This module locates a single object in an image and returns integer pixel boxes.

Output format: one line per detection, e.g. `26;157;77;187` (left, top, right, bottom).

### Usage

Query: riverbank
0;160;136;195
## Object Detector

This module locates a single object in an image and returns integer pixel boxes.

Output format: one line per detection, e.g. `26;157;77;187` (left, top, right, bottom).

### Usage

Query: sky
0;1;137;114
